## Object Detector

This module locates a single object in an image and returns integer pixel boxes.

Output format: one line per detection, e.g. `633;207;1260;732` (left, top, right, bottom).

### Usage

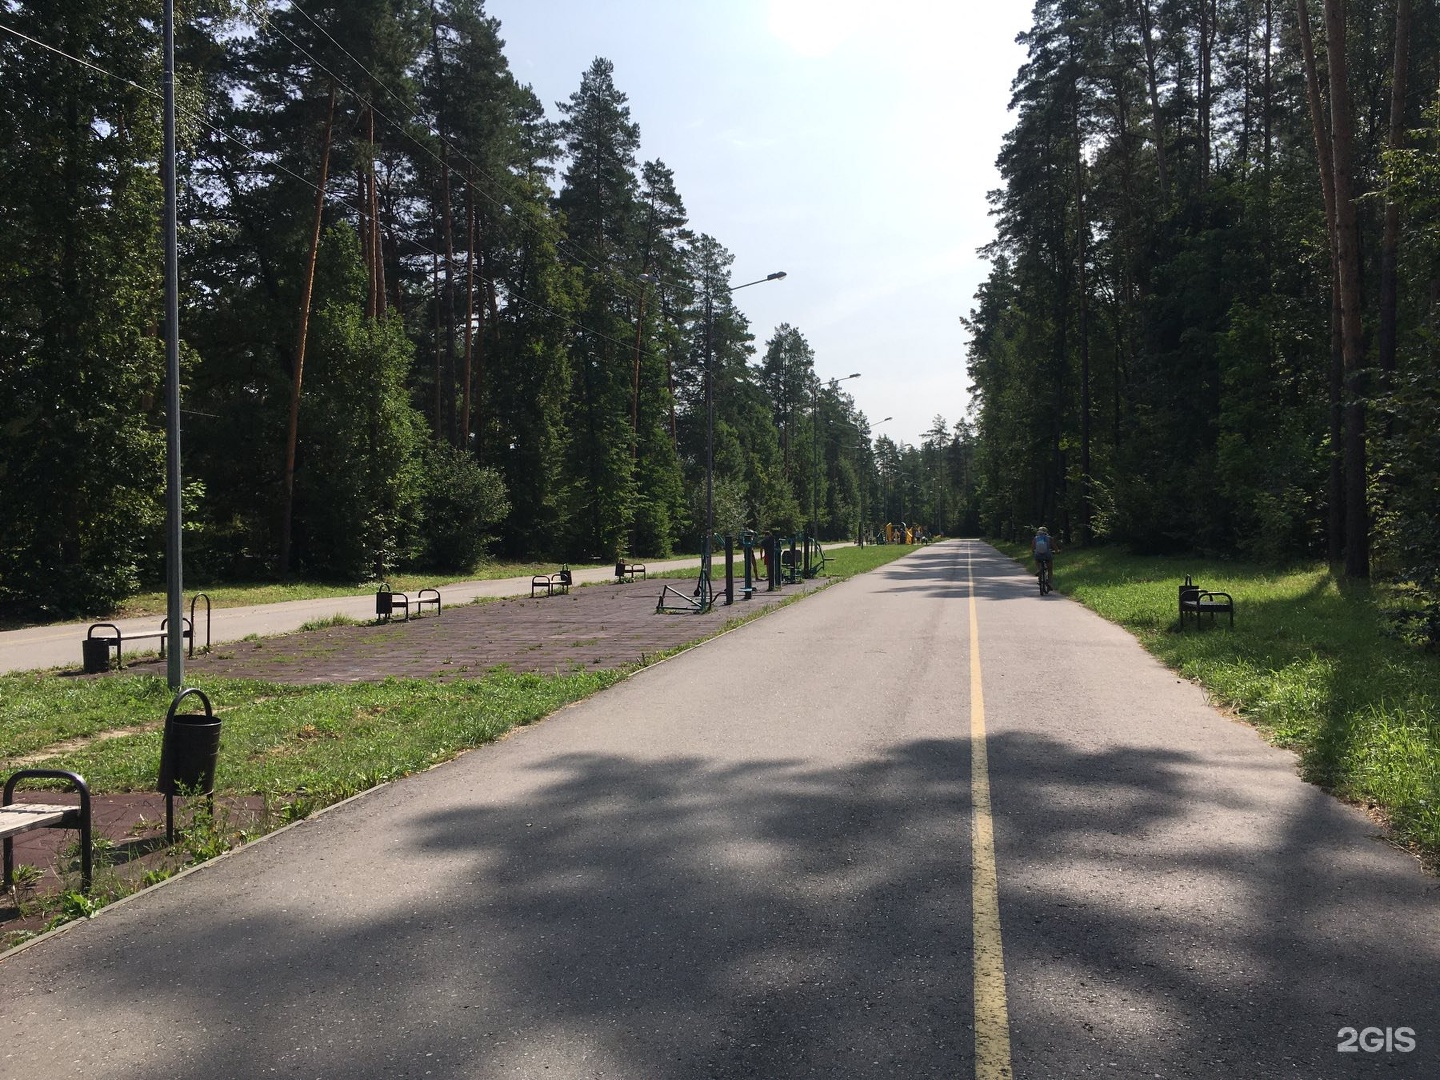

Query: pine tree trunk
1296;0;1347;570
1199;0;1213;186
357;162;373;321
280;82;336;578
631;283;647;462
1378;0;1412;401
1323;0;1369;579
1135;0;1169;197
462;188;476;456
433;249;443;433
367;108;385;320
441;147;457;445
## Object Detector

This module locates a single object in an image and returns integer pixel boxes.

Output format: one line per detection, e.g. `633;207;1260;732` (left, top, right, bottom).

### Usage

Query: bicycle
1037;559;1052;595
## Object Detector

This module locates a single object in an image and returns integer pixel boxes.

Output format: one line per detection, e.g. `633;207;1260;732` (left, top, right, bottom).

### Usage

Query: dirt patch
9;721;166;768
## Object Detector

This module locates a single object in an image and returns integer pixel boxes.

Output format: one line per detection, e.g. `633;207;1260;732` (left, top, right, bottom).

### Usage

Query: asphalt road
2;541;1436;1079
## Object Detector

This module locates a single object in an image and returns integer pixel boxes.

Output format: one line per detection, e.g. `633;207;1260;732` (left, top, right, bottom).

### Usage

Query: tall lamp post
811;373;861;545
698;270;786;609
857;416;891;546
162;0;184;690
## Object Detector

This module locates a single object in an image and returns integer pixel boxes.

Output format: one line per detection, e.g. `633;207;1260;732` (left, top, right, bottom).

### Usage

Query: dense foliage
0;1;974;617
965;0;1440;633
26;2;1434;626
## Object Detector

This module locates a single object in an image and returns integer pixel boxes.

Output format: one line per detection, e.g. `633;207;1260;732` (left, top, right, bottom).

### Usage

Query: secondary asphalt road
0;558;711;675
2;541;1436;1079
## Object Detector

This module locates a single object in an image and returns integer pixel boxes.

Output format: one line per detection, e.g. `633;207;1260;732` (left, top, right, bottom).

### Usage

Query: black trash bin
82;637;112;674
83;624;119;674
1179;574;1200;608
158;688;221;841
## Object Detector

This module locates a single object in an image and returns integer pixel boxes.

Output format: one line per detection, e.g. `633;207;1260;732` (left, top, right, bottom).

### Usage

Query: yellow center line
970;544;1013;1079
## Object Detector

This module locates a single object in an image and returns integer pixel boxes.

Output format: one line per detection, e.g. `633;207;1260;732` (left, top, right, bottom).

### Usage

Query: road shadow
17;730;1437;1078
986;727;1440;1078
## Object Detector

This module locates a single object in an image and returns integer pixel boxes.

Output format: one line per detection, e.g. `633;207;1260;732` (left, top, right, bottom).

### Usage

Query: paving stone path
121;574;826;684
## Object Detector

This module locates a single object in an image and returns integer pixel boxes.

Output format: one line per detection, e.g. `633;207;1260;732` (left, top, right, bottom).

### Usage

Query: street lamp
856;416;891;546
812;373;861;547
699;270;786;610
162;0;184;689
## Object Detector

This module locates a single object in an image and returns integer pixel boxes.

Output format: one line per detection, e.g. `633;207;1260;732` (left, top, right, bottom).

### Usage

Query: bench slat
0;803;77;838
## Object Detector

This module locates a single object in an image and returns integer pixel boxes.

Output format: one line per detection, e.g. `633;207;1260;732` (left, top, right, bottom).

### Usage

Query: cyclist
1032;526;1057;591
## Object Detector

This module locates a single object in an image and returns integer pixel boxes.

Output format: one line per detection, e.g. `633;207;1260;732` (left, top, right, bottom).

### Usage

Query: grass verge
823;543;921;579
2;669;625;801
996;541;1440;868
0;667;622;949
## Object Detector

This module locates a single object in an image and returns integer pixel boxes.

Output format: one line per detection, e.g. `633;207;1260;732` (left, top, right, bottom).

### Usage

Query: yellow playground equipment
885;523;926;544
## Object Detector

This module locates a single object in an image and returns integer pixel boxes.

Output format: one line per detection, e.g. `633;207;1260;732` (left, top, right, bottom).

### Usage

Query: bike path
1;541;1436;1079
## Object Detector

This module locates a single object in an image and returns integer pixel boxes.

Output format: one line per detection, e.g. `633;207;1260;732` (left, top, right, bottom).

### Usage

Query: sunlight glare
766;0;865;57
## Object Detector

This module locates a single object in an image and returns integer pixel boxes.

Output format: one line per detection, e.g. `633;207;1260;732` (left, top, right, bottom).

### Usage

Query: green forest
967;0;1440;641
2;0;1439;644
1;0;969;618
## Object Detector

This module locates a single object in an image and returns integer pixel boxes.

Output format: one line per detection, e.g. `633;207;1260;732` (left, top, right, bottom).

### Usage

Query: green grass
998;541;1440;866
0;666;626;948
823;542;921;579
297;613;360;632
1;669;622;806
23;545;902;625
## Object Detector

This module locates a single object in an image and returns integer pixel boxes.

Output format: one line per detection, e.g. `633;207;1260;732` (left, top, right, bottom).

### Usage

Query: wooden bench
615;560;647;582
3;769;92;892
531;568;572;598
415;587;441;617
1179;578;1234;628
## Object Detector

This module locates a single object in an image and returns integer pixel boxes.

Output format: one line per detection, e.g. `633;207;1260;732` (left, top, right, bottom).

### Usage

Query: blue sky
483;0;1033;448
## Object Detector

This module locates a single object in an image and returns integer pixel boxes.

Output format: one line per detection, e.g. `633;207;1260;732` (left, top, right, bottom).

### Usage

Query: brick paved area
121;575;827;684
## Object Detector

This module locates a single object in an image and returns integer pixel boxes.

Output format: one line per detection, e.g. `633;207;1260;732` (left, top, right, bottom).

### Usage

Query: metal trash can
82;637;112;674
158;688;221;841
1179;574;1200;608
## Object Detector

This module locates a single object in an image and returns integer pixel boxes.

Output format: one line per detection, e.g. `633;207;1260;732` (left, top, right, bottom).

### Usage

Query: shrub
417;443;509;572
